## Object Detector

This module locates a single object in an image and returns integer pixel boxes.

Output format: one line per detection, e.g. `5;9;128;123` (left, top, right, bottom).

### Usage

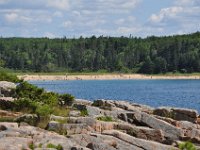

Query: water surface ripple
30;80;200;112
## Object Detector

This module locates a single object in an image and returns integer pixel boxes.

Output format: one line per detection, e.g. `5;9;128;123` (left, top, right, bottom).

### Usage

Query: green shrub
38;143;42;148
52;107;70;117
29;143;35;150
178;141;196;150
13;98;38;113
41;92;59;106
36;104;53;116
14;81;75;118
59;93;74;106
16;81;60;106
16;82;75;107
13;99;53;117
46;143;63;150
92;100;112;110
56;144;64;150
80;109;88;116
46;143;56;149
16;81;44;100
37;116;50;129
48;126;68;136
0;71;22;83
56;118;68;124
127;129;137;137
97;116;113;122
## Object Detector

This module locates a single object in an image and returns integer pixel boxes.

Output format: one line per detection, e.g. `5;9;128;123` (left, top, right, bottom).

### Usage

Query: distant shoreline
18;74;200;81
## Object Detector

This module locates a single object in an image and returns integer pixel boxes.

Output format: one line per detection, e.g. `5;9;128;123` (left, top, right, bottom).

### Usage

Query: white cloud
5;13;32;23
115;16;136;26
147;0;200;36
72;11;81;17
4;13;18;22
1;0;199;38
53;11;63;17
46;0;70;10
73;0;142;15
115;18;125;25
3;9;53;25
85;19;106;27
62;20;72;28
149;7;183;23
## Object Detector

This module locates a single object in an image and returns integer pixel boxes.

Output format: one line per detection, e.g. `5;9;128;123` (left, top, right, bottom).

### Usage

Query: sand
18;74;200;81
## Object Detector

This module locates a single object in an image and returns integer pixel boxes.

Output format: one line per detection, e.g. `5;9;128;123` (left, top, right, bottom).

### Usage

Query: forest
0;32;200;74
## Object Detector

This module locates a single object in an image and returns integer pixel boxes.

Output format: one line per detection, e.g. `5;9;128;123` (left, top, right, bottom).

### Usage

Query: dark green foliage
29;143;35;150
153;57;167;74
180;69;187;73
38;143;42;148
80;109;89;116
13;98;38;113
41;92;59;106
97;116;113;122
16;81;44;100
139;57;154;74
92;100;112;110
13;81;74;117
59;93;75;106
127;129;137;137
13;98;52;117
16;82;58;106
46;143;63;150
56;144;64;150
0;32;200;74
37;116;50;129
36;104;53;116
0;99;15;110
0;71;21;82
178;141;196;150
52;107;70;117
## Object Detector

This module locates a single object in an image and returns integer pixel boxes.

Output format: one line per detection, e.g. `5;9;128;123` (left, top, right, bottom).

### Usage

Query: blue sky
0;0;200;38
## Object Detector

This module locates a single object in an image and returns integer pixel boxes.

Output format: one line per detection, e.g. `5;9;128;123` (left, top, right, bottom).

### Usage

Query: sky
0;0;200;38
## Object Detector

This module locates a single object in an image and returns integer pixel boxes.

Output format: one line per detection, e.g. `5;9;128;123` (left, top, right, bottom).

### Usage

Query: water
29;80;200;112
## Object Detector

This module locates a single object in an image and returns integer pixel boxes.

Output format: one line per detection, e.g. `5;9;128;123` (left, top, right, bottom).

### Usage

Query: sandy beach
18;74;200;81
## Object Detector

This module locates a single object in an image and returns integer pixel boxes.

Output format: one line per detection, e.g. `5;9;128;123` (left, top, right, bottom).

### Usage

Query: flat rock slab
0;81;16;97
119;111;184;140
0;122;18;129
70;133;144;150
141;112;184;140
118;124;164;142
0;137;33;150
0;81;16;89
154;107;198;123
103;130;179;150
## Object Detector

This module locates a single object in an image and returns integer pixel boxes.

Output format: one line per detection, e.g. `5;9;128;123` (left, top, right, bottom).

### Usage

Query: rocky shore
1;80;200;150
1;97;200;150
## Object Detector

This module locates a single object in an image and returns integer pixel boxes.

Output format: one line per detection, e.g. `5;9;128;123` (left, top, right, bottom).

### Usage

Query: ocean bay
30;79;200;112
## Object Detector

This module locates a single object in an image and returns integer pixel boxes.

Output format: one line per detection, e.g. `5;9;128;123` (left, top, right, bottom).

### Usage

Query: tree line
0;32;200;74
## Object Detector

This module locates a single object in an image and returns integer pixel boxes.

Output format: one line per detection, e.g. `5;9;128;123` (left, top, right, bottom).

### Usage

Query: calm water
30;80;200;112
